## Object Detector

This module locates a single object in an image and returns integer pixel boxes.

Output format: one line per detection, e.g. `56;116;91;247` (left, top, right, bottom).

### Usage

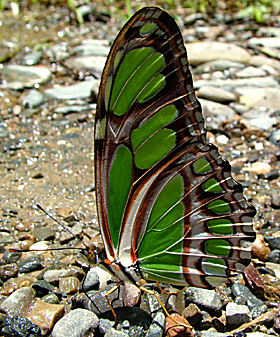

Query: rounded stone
52;308;98;337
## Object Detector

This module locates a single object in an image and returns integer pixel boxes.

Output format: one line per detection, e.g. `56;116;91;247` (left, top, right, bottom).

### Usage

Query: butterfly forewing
94;6;255;287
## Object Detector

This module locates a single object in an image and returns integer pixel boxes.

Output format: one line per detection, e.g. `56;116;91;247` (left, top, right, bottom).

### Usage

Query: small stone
145;311;165;337
271;192;280;209
2;250;22;263
44;80;99;100
42;293;60;304
265;262;280;278
197;86;236;103
185;287;223;313
82;267;99;292
52;308;98;337
104;328;129;337
243;161;272;175
226;302;251;328
231;283;264;309
250;304;268;319
1;65;51;89
23;51;43;65
0;263;18;281
165;313;191;337
32;280;54;297
32;227;55;241
25;298;64;334
1;316;42;337
18;256;44;273
182;303;203;326
252;234;271;261
98;318;114;335
268;250;280;263
0;287;35;316
59;276;80;294
22;90;44;108
265;236;280;250
235;66;266;78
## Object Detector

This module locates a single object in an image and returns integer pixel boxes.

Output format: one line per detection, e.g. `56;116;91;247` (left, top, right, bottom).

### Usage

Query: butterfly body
95;7;255;291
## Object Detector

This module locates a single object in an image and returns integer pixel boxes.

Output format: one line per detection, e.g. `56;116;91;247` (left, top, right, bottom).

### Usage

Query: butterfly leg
105;282;120;326
156;281;178;295
139;285;192;330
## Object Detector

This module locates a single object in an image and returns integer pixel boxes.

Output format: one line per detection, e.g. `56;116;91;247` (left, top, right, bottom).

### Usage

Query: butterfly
94;6;255;303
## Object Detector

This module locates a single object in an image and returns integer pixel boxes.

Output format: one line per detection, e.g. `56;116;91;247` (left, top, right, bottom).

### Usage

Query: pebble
25;298;64;333
243;161;272;175
271;192;280;209
182;303;203;326
104;328;129;337
249;37;280;48
72;42;110;57
268;250;280;263
1;65;52;89
200;99;236;129
22;90;44;108
265;262;280;278
2;250;22;263
1;316;42;337
194;60;244;74
145;311;165;337
235;66;267;78
225;302;251;328
0;286;35;316
44;80;99;100
98;319;114;335
187;41;251;65
59;276;80;294
32;280;54;297
82;267;100;292
52;309;99;337
239;87;280;111
197;86;236;103
231;283;264;310
64;55;107;73
23;51;43;66
184;287;223;313
18;256;44;273
265;236;280;250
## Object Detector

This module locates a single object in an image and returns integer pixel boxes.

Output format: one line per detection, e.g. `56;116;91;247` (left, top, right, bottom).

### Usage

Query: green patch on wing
139;22;158;36
109;47;166;116
193;157;212;174
205;239;231;256
138;174;185;282
207;219;233;235
131;104;178;169
203;178;223;193
108;145;132;249
208;199;231;215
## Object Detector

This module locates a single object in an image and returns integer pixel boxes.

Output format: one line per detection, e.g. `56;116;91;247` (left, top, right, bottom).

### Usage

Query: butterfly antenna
36;203;89;251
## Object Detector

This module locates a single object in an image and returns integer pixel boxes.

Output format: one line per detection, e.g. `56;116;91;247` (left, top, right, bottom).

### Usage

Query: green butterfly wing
94;7;255;288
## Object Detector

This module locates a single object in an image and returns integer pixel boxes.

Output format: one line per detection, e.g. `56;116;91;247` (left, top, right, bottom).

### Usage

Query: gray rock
265;262;280;278
82;267;100;292
1;316;41;337
187;41;251;65
32;226;55;241
226;302;251;328
23;51;43;65
231;283;264;309
240;111;277;130
265;236;280;250
197;86;236;103
235;66;266;78
23;90;44;108
239;87;280;111
54;104;94;115
73;42;110;57
249;37;280;48
250;55;280;72
200;99;236;130
18;256;44;273
52;308;98;337
195;76;278;89
104;328;129;337
270;129;280;145
0;287;35;316
64;55;106;73
145;311;165;337
268;249;280;263
194;60;244;74
98;318;114;335
44;80;99;100
185;287;223;313
258;27;280;37
250;304;268;319
1;65;51;89
2;249;22;263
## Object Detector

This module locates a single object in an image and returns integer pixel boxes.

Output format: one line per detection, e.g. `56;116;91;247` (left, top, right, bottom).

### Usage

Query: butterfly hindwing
95;6;255;287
